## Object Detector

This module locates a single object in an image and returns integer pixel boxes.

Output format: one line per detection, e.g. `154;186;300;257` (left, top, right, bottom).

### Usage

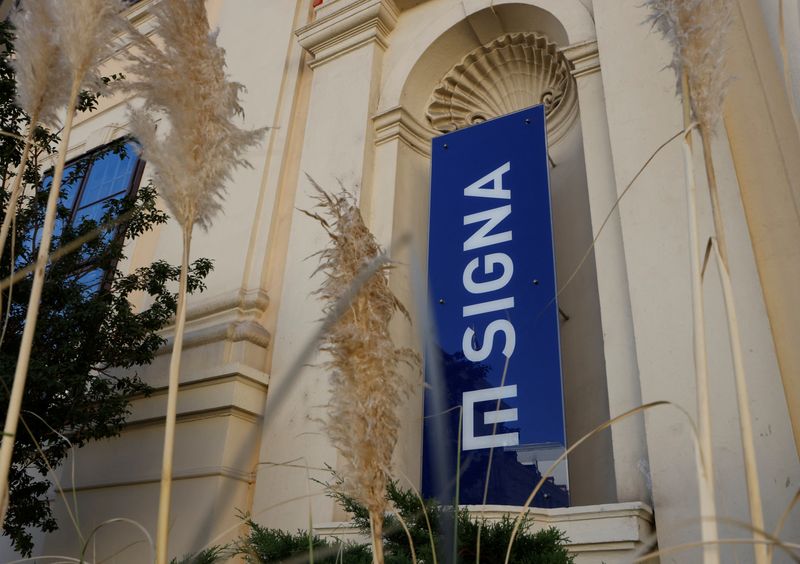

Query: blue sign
422;105;568;508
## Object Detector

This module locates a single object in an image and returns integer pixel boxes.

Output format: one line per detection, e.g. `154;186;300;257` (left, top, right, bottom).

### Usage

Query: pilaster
297;0;398;68
252;0;398;531
562;40;651;505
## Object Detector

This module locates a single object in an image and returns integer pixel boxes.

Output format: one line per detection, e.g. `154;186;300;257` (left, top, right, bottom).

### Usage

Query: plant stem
698;122;767;564
711;242;767;564
393;509;418;564
476;355;509;563
682;130;720;564
682;72;719;564
0;119;38;321
699;130;727;266
0;84;79;518
502;401;685;564
155;225;192;564
370;511;384;564
0;117;37;265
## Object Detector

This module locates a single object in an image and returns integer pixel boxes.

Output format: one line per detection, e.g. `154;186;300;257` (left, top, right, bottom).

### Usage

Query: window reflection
34;140;144;293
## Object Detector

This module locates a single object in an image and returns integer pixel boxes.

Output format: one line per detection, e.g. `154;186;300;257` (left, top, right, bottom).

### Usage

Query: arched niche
372;1;618;507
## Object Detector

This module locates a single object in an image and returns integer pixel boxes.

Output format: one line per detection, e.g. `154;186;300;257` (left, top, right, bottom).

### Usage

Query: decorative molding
426;33;579;145
129;372;269;424
296;0;399;68
159;288;271;353
562;40;601;79
373;106;432;157
64;461;256;492
184;288;270;323
313;0;425;11
161;319;271;351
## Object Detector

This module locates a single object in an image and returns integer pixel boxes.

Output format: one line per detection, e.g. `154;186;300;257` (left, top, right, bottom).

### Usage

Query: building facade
2;0;800;561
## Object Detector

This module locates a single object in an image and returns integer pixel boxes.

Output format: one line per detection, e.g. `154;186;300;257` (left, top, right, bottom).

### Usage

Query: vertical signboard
422;105;569;508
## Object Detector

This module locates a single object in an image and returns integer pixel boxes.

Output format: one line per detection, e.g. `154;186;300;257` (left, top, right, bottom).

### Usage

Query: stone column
562;40;651;505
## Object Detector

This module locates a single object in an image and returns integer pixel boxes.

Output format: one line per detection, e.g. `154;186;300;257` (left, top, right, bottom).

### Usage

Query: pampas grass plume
10;0;70;127
307;181;418;563
646;0;733;132
126;0;264;230
50;0;127;94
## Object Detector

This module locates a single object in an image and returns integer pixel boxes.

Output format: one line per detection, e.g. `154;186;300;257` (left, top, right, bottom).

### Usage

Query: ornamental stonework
426;33;577;143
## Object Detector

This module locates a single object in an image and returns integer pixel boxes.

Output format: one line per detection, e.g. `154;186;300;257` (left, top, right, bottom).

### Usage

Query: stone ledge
128;367;269;424
562;40;600;79
158;288;271;354
61;463;254;493
315;502;655;563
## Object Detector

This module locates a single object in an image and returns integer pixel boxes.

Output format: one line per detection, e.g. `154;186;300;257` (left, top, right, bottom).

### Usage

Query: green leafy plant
0;18;213;556
228;478;573;564
230;518;374;564
170;546;226;564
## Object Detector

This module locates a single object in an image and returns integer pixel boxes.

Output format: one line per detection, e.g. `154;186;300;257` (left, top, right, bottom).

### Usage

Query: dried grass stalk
0;0;127;521
646;3;766;563
306;181;418;564
124;2;263;562
682;118;720;564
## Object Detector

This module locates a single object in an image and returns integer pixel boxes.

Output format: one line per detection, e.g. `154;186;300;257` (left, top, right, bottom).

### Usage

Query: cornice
184;288;270;323
158;288;272;353
296;0;399;68
562;40;601;79
374;106;432;157
315;0;424;10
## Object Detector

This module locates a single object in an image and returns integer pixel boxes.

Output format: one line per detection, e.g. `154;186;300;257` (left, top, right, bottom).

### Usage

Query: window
33;140;145;293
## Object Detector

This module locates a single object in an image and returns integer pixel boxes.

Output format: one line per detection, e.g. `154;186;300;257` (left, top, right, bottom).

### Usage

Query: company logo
460;162;519;451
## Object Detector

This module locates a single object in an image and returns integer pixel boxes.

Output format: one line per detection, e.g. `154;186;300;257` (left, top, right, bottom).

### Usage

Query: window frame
36;138;146;294
64;139;146;228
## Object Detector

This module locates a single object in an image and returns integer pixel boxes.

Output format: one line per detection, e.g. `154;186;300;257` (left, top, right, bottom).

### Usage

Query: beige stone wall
1;0;798;562
594;1;800;559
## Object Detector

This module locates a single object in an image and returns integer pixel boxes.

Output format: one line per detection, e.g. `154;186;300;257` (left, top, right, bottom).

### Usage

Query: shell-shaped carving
426;33;577;142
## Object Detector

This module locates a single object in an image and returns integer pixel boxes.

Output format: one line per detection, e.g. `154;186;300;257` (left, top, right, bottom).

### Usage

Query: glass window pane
30;140;141;296
74;200;116;246
78;146;137;206
41;163;84;212
31;162;80;253
76;267;104;296
60;163;87;210
74;201;107;225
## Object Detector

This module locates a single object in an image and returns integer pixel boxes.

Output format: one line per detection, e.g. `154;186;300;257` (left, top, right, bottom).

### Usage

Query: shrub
226;480;574;563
